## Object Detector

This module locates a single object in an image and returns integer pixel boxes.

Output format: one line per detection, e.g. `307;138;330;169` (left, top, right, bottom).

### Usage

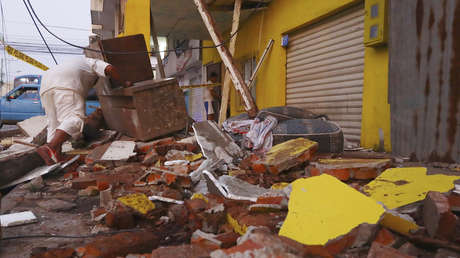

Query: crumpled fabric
223;115;278;153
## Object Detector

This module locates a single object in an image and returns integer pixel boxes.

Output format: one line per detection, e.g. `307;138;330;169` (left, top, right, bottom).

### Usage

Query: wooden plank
150;10;166;79
218;0;242;125
193;0;258;118
249;39;274;89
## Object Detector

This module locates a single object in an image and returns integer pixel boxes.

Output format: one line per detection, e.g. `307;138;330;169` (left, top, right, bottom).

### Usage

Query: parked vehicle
0;84;100;128
13;74;41;88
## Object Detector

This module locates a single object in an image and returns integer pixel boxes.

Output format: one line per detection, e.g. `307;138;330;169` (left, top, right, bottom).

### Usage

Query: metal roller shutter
286;6;365;145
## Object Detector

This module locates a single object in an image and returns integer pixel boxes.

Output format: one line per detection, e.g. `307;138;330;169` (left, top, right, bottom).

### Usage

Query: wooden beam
218;0;242;125
193;0;258;118
150;9;166;79
249;39;274;89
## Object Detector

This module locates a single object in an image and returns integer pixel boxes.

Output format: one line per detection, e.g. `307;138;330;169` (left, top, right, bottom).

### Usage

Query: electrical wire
1;229;145;241
22;0;57;64
25;0;264;55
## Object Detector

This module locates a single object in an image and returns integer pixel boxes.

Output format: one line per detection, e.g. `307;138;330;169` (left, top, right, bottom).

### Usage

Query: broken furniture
95;34;187;141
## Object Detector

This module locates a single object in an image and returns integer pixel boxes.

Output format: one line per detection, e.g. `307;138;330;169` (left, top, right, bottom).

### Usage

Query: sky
0;0;92;88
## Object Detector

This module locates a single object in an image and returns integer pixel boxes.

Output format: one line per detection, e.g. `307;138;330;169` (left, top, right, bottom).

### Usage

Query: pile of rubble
1;117;460;258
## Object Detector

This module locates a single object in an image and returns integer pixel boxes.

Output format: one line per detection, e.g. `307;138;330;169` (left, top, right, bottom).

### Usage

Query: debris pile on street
1;112;460;258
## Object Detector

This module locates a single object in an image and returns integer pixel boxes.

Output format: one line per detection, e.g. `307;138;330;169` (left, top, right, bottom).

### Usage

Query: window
9;87;38;100
236;57;257;112
13;75;40;88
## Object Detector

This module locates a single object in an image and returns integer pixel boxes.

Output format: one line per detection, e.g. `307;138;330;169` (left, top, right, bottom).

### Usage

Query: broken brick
105;206;136;229
136;137;175;154
143;148;159;165
71;177;97;190
82;231;159;258
367;242;415;258
151;244;210;258
423;191;458;240
262;138;318;175
31;247;75;258
374;228;397;246
308;159;391;181
448;193;460;212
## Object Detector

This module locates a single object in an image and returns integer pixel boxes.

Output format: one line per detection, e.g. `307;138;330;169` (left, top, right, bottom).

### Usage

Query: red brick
82;232;158;258
142;149;159;165
256;196;285;205
168;204;189;226
136;137;175;154
71;178;97;190
97;181;110;191
105;208;135;229
163;173;177;185
170;165;190;175
151;245;209;258
367;242;415;258
185;199;208;214
147;173;162;185
251;163;267;174
353;168;379;180
31;248;75;258
448;193;460;212
423;191;458;240
216;231;240;248
374;228;397;246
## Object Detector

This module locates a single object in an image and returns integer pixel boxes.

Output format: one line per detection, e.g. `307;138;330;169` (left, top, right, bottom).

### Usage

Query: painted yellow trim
119;0;151;51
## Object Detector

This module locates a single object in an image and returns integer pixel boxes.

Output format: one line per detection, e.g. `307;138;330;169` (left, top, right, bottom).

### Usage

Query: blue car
0;83;100;128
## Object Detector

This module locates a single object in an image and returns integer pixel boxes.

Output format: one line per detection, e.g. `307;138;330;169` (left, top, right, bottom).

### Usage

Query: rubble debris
203;171;283;202
148;195;184;205
78;231;159;257
17;115;47;145
367;242;415;258
423;191;458;240
37;198;76;212
0;211;37;227
379;210;419;235
1;154;79;189
151;244;211;258
307;158;392;181
260;137;318;174
193;120;243;165
118;193;156;215
279;174;385;246
363;167;460;209
100;140;136;161
210;226;307;258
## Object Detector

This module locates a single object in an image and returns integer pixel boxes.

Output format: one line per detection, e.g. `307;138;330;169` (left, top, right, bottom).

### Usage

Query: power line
22;0;57;64
25;0;264;55
6;20;90;32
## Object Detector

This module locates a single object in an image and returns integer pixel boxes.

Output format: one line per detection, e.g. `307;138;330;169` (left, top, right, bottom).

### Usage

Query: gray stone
37;199;76;212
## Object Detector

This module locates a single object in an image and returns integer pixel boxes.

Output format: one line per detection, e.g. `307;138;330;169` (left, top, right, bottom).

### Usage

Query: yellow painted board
264;138;317;165
363;167;460;210
380;211;419;236
279;174;385;245
6;45;49;71
118;193;155;215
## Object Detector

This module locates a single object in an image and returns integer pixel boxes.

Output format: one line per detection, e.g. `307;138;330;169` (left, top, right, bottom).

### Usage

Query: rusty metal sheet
95;78;187;141
389;0;460;163
99;34;153;87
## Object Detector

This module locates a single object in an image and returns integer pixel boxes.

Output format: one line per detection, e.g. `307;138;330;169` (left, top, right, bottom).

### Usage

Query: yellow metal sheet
363;167;460;209
279;174;385;245
263;138;317;165
118;193;155;215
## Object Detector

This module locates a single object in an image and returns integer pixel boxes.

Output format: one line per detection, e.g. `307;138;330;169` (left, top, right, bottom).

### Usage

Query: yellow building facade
202;0;391;151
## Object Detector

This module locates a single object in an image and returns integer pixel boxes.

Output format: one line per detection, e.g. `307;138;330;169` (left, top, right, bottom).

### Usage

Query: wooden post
194;0;258;118
218;0;241;125
249;39;274;89
150;9;166;79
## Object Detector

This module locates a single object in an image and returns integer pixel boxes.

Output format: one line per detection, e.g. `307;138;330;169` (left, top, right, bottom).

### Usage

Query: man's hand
104;65;131;88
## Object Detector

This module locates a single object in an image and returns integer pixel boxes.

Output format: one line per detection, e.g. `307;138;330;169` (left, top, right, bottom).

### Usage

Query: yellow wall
362;47;391;151
202;0;391;151
119;0;150;51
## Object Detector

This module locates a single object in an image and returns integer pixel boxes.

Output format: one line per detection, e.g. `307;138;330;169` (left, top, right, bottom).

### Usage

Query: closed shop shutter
286;6;365;145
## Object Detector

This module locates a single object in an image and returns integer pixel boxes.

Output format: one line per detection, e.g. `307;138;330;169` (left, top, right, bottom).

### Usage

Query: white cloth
40;56;109;97
203;80;214;102
41;89;85;142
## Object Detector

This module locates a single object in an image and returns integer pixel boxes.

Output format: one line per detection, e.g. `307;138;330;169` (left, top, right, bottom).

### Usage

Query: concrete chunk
423;191;458;240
